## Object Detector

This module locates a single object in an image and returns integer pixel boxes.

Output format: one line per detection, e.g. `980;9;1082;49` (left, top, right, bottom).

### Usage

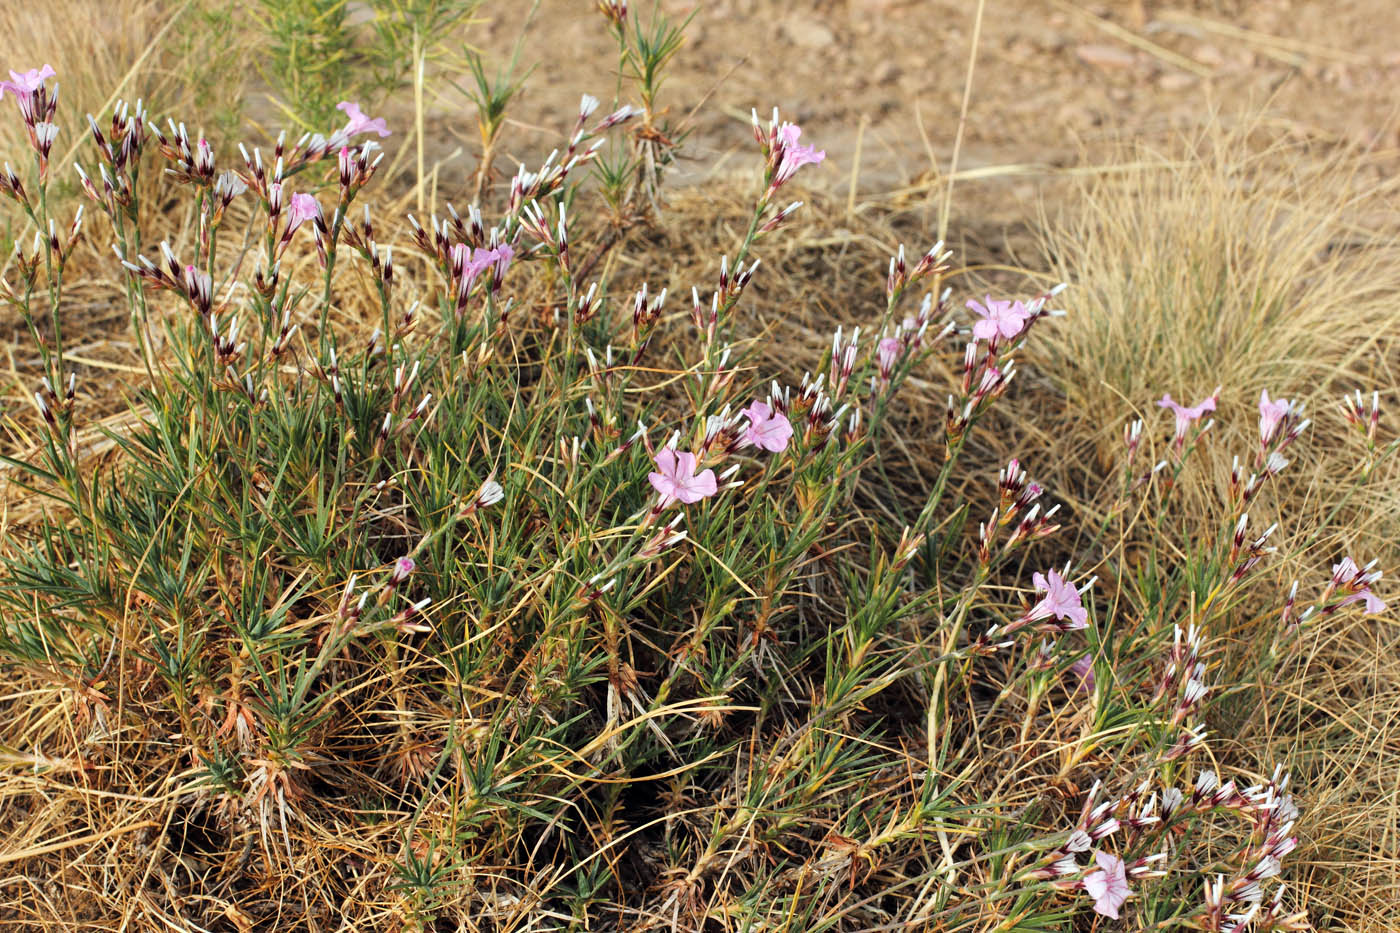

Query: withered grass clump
1027;124;1400;931
0;7;1397;933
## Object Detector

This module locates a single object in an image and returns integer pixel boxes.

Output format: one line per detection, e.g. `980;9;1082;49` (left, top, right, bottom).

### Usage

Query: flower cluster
946;286;1063;446
752;108;826;202
1;64;59;180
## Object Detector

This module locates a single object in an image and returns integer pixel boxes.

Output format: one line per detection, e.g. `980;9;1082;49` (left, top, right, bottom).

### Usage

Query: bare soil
432;0;1400;231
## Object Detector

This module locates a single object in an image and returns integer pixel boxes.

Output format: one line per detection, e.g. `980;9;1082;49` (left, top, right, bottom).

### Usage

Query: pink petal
971;319;999;341
673;450;698;477
653;447;678;478
744;400;772;422
648;472;680;499
681;468;717;503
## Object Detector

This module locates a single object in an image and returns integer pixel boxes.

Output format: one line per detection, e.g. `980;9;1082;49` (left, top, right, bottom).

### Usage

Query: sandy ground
422;0;1400;229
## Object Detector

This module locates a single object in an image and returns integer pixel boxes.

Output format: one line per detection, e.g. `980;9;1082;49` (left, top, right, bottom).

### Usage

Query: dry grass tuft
1034;122;1400;483
1026;123;1400;931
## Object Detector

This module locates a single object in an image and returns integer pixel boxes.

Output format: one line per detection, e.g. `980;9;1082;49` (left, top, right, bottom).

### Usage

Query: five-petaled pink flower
1258;389;1291;446
648;448;717;505
1157;387;1219;442
1026;569;1089;630
740;401;793;453
1083;850;1131;919
286;192;323;234
773;123;825;185
967;296;1032;342
336;100;390;139
0;64;55;100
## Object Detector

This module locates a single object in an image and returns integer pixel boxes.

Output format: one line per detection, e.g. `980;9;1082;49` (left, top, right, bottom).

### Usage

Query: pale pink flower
455;244;513;290
451;243;486;282
0;64;55;100
480;243;514;280
456;239;484;275
1341;589;1387;614
391;556;415;584
1068;655;1095;694
966;296;1032;342
1026;569;1089;630
286;192;323;234
740;400;793;453
1083;850;1131;919
336;100;390;138
1157;387;1219;441
1258;390;1291;446
648;448;717;505
1333;558;1387;614
773;123;825;185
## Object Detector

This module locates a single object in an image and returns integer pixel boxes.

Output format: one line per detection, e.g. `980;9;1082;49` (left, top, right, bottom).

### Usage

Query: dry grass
1025;122;1400;930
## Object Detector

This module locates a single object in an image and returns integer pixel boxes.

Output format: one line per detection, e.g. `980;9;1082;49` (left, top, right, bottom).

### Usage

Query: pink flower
966;296;1032;342
773;123;825;185
1333;558;1386;614
1068;655;1095;694
648;448;717;505
452;242;484;281
1341;589;1387;614
336;100;390;139
1083;850;1131;919
480;243;514;280
1157;387;1219;441
0;64;55;100
286;192;323;234
1258;389;1291;446
740;401;793;453
391;556;415;583
1026;569;1089;630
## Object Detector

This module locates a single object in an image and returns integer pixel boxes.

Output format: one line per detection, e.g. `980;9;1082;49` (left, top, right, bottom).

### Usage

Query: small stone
780;17;836;49
1194;43;1225;68
1075;44;1137;70
1158;72;1198;91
